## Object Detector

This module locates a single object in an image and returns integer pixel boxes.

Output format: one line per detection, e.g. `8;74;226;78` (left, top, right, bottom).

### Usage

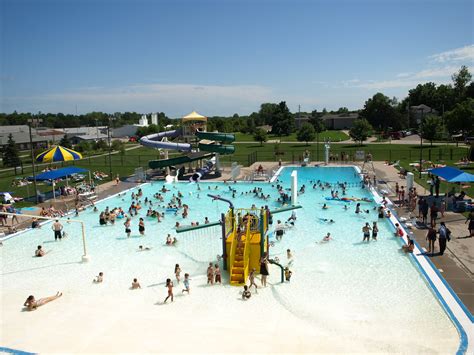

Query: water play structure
139;111;235;181
176;194;301;285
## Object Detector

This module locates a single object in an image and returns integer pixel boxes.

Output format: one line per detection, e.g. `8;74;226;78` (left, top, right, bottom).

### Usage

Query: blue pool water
1;166;458;352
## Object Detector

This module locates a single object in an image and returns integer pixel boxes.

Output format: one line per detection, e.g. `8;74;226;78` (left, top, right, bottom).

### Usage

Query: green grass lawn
234;130;349;142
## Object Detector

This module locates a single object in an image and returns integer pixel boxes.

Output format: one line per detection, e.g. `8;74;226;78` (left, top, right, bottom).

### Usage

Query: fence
242;147;467;166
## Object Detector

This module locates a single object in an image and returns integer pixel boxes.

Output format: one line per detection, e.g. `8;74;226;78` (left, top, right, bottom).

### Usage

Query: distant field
234;130;349;142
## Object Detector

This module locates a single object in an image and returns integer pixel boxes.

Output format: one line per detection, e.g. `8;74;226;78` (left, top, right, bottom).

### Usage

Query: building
294;113;359;130
410;104;438;123
70;134;109;145
0;125;48;150
321;113;359;129
256;125;272;133
111;115;150;138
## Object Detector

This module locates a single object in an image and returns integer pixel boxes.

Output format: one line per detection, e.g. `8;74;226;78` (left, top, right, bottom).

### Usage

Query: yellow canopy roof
182;111;207;122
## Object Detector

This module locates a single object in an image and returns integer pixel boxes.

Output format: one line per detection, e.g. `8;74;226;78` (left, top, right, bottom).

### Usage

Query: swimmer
402;239;415;253
23;292;62;311
93;272;104;283
362;223;371;242
321;233;332;242
284;267;293;282
131;278;141;289
242;285;251;300
35;245;46;257
286;249;294;265
175;264;181;284
320;218;335;223
164;278;174;303
322;204;328;210
138;245;151;251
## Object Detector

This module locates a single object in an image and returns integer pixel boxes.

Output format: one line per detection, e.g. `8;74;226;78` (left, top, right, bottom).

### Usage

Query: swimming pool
0;166;461;353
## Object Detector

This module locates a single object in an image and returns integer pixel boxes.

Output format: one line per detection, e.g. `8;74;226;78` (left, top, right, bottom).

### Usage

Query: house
321;113;359;130
294;116;311;130
410;104;438;123
256;125;272;133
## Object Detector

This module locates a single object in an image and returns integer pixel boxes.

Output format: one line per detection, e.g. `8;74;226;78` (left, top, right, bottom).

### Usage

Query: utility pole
419;107;424;178
108;116;113;181
28;117;43;203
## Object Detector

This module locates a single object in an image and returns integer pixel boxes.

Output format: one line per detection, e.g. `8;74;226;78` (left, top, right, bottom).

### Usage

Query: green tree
95;139;108;150
349;119;373;145
2;133;21;167
360;93;405;130
111;139;123;151
296;123;316;145
253;128;268;146
271;101;294;136
452;65;472;102
444;98;474;137
420;114;443;146
309;110;326;133
59;135;72;148
75;140;91;153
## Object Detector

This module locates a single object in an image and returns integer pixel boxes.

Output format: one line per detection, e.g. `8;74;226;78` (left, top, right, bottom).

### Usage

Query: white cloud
429;44;474;63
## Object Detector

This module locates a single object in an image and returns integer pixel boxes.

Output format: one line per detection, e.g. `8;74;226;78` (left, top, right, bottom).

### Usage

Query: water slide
190;156;216;182
149;152;214;169
196;131;235;154
139;129;192;151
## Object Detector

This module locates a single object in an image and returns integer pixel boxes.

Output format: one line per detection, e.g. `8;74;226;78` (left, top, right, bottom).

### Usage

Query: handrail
242;216;254;284
270;205;302;214
176;220;221;233
268;259;285;283
228;219;238;276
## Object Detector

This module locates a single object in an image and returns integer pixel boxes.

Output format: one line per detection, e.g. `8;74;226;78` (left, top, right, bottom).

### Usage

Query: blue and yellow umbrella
36;145;83;163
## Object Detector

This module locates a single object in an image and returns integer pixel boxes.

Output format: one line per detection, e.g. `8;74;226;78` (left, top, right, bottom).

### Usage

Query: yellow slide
229;217;255;286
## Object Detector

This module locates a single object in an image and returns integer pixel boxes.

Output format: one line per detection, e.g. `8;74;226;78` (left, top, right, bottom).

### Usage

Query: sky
1;0;473;117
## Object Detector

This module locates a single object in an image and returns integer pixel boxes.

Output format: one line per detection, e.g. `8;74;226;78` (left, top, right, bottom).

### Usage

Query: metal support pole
108;121;113;181
28;119;41;204
221;213;227;271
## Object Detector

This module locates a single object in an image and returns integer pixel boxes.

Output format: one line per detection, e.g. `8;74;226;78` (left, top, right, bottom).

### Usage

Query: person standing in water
259;253;269;287
124;217;131;238
248;268;258;293
372;222;379;241
174;264;181;284
138;218;145;236
52;220;63;241
182;273;190;294
362;223;371;242
164;278;174;303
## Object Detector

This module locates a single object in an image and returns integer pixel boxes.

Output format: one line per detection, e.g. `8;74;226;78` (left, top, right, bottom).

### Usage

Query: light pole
107;115;114;181
27;117;43;203
418;107;424;178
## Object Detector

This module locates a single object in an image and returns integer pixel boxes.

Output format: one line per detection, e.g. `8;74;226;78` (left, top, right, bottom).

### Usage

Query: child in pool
242;285;251;300
164;278;174;303
131;278;141;289
182;273;190;294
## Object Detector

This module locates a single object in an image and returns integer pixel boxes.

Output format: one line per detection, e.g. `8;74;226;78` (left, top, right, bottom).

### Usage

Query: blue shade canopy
36;145;82;163
429;166;474;183
28;167;88;181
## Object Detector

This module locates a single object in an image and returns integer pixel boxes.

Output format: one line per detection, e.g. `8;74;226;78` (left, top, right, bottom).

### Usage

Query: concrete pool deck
370;161;474;316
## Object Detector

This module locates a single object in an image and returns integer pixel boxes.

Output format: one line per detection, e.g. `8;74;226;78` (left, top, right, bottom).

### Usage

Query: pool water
1;166;459;352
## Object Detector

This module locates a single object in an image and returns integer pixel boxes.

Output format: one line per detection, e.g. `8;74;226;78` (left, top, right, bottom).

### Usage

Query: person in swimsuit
362;223;371;242
35;245;46;257
138;245;151;251
372;222;379;241
23;292;62;311
248;268;258;292
164;278;174;303
124;218;131;238
93;272;104;283
426;224;437;255
242;285;251;300
402;239;415;253
52;220;63;241
131;278;141;289
207;263;215;285
259;253;269;287
355;203;361;214
175;264;181;284
284;267;293;282
138;218;145;236
214;264;222;284
182;273;190;294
